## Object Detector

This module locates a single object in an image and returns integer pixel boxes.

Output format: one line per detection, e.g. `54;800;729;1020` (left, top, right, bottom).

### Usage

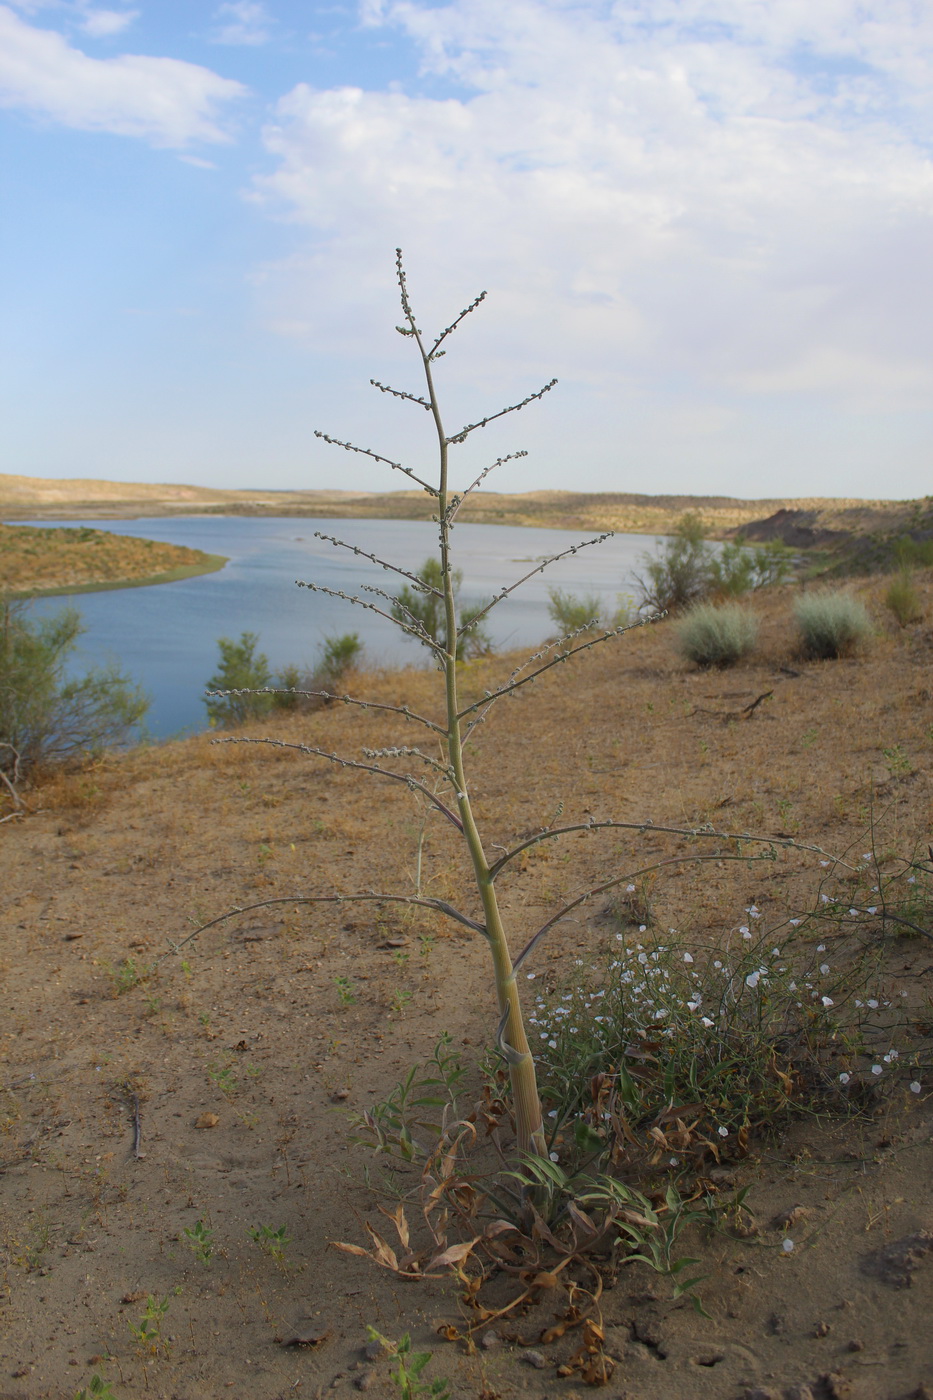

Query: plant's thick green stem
410;314;547;1160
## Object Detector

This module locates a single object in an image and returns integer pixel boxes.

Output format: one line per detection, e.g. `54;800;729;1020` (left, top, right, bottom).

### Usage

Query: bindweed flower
872;1065;883;1075
717;1126;729;1137
821;997;834;1008
782;1239;795;1253
910;1082;922;1094
683;952;694;963
839;1073;850;1084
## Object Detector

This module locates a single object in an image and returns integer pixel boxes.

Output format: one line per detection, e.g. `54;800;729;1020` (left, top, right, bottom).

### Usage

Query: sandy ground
2;570;933;1400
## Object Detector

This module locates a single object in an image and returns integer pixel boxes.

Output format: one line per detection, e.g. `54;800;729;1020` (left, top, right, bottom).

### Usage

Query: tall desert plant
197;253;840;1168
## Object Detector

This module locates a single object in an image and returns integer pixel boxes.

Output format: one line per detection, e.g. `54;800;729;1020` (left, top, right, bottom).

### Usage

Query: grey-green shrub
794;590;873;659
0;598;148;775
676;602;759;668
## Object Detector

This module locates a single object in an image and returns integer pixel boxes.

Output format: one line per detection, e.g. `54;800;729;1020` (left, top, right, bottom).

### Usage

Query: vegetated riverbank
0;522;227;596
1;566;932;1399
3;470;929;553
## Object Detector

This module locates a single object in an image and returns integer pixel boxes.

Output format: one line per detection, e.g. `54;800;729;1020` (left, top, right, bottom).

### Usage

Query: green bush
0;598;148;775
708;538;792;597
635;516;791;616
273;633;363;711
546;589;631;635
794;590;873;659
390;558;491;660
676;602;759;668
885;570;923;627
204;632;275;727
635;513;712;615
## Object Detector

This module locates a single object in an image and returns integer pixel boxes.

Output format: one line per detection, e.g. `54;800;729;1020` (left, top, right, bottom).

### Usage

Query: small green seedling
75;1377;117;1400
366;1328;450;1400
182;1218;213;1265
128;1292;176;1355
248;1223;291;1263
334;975;357;1006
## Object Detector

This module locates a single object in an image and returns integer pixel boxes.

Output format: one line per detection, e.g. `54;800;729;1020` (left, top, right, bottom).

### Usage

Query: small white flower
739;925;750;937
820;860;830;867
669;1156;679;1166
526;972;536;979
717;1126;729;1137
789;919;801;927
910;1082;922;1094
867;999;879;1009
701;1017;714;1028
548;1109;558;1117
839;1072;850;1084
820;894;830;903
639;924;647;932
871;1065;883;1076
626;884;635;892
549;1151;560;1162
862;853;872;861
868;907;878;915
772;948;781;957
548;1039;558;1049
789;982;797;991
683;952;694;963
745;971;761;989
848;908;859;917
821;997;834;1008
908;875;916;884
714;960;723;969
782;1239;795;1252
817;945;826;952
820;964;830;975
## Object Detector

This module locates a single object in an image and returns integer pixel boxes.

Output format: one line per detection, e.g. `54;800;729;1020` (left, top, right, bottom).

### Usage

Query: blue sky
1;0;931;501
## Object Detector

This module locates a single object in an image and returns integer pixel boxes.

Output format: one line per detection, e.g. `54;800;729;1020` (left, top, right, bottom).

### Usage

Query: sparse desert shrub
318;631;362;683
676;602;759;668
390;557;491;660
794;590;873;659
885;570;923;627
635;519;791;616
0;598;148;776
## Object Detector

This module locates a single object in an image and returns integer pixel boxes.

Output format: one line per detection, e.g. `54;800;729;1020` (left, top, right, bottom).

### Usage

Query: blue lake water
13;516;667;740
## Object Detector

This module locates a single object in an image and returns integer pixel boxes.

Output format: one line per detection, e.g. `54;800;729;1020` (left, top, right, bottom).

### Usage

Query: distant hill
1;471;926;546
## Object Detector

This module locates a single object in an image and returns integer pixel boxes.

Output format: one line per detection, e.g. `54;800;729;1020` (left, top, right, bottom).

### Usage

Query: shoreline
5;551;228;599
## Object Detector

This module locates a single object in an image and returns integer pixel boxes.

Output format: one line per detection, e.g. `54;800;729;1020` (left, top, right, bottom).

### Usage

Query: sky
1;0;932;502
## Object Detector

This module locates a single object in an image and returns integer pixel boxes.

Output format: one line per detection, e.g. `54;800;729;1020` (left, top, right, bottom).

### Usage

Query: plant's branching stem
313;532;442;593
160;892;487;962
313;430;438;496
457;533;614;637
447;380;558;446
206;687;445;736
361;745;453;781
446;452;528;525
294;580;444;655
369;379;431;410
489;820;851;879
458;618;652;721
429;291;488;359
511;852;780;974
212;735;464;831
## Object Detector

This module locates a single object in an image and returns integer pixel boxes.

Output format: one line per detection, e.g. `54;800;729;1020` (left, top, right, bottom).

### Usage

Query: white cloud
80;8;139;38
0;3;246;146
212;0;274;47
250;0;933;494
